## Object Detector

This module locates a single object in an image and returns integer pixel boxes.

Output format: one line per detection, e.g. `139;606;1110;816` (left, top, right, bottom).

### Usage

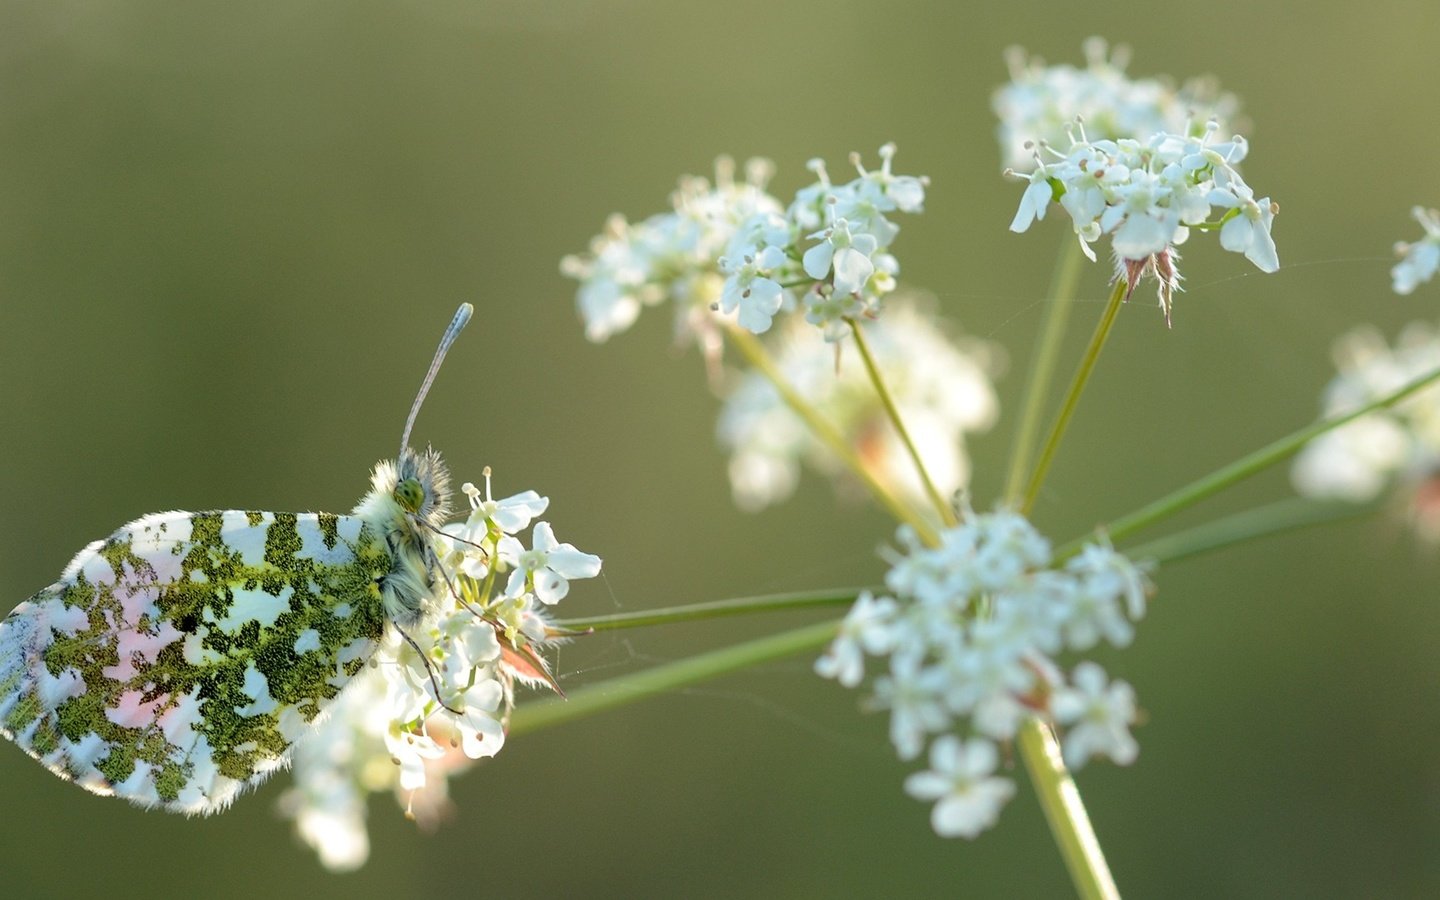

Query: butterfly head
392;446;452;529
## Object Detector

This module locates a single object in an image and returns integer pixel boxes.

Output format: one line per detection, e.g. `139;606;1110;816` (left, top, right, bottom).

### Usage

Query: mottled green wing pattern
0;509;392;814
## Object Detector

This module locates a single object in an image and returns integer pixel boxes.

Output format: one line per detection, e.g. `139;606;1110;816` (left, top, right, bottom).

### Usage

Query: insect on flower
0;303;528;814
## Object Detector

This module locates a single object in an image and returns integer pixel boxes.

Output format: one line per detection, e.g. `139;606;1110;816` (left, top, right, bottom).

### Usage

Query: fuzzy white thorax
352;447;452;626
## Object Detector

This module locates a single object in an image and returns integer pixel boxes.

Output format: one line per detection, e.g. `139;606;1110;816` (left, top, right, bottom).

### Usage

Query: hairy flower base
279;473;601;870
817;510;1150;838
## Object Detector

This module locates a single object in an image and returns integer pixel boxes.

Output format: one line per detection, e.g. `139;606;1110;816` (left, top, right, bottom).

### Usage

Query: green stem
554;498;1369;635
1056;363;1440;556
848;317;957;526
726;322;938;545
1018;719;1120;900
1005;237;1086;506
555;588;866;633
1124;497;1382;566
1021;277;1129;515
508;619;841;736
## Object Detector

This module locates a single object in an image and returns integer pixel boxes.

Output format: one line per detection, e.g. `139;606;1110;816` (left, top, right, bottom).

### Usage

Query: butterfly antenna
400;302;474;457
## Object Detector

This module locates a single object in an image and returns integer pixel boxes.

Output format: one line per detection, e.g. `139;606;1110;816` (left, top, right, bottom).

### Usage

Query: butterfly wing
0;509;393;814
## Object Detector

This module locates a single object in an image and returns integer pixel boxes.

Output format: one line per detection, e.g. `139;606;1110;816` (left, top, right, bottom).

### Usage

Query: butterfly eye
394;478;426;513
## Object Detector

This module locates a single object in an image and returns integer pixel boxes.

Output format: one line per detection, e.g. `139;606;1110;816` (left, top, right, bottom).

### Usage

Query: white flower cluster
1392;206;1440;295
1292;323;1440;536
280;474;601;871
717;300;1000;513
561;145;927;344
816;510;1149;839
993;37;1241;171
1008;123;1278;324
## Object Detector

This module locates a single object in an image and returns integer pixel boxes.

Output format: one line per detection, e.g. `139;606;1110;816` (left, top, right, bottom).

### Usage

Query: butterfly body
359;447;452;628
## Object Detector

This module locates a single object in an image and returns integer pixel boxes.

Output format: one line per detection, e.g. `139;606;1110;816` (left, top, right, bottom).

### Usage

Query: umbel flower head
561;145;927;347
993;37;1242;172
1292;322;1440;539
279;471;601;871
717;299;1001;513
817;509;1151;839
1392;206;1440;295
1007;121;1279;325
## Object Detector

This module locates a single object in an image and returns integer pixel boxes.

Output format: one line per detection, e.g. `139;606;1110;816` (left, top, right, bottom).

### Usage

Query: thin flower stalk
1022;277;1129;513
1123;497;1380;567
1005;236;1087;505
720;301;998;516
726;322;940;545
1056;363;1440;558
848;316;958;526
510;619;842;736
556;589;867;632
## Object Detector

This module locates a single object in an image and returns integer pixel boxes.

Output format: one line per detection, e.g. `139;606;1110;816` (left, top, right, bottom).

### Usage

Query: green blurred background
2;1;1438;896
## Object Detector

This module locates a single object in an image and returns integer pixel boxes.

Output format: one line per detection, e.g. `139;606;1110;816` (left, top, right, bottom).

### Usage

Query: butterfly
0;303;483;814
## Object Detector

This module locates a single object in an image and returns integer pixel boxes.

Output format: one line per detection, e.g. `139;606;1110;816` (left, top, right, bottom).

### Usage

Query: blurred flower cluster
1291;203;1440;538
816;510;1150;838
717;299;1000;513
993;37;1240;172
281;473;600;871
1292;323;1440;537
561;145;927;347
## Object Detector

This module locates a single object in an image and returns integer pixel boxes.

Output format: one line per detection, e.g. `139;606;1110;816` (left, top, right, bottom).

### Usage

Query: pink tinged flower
903;736;1016;839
